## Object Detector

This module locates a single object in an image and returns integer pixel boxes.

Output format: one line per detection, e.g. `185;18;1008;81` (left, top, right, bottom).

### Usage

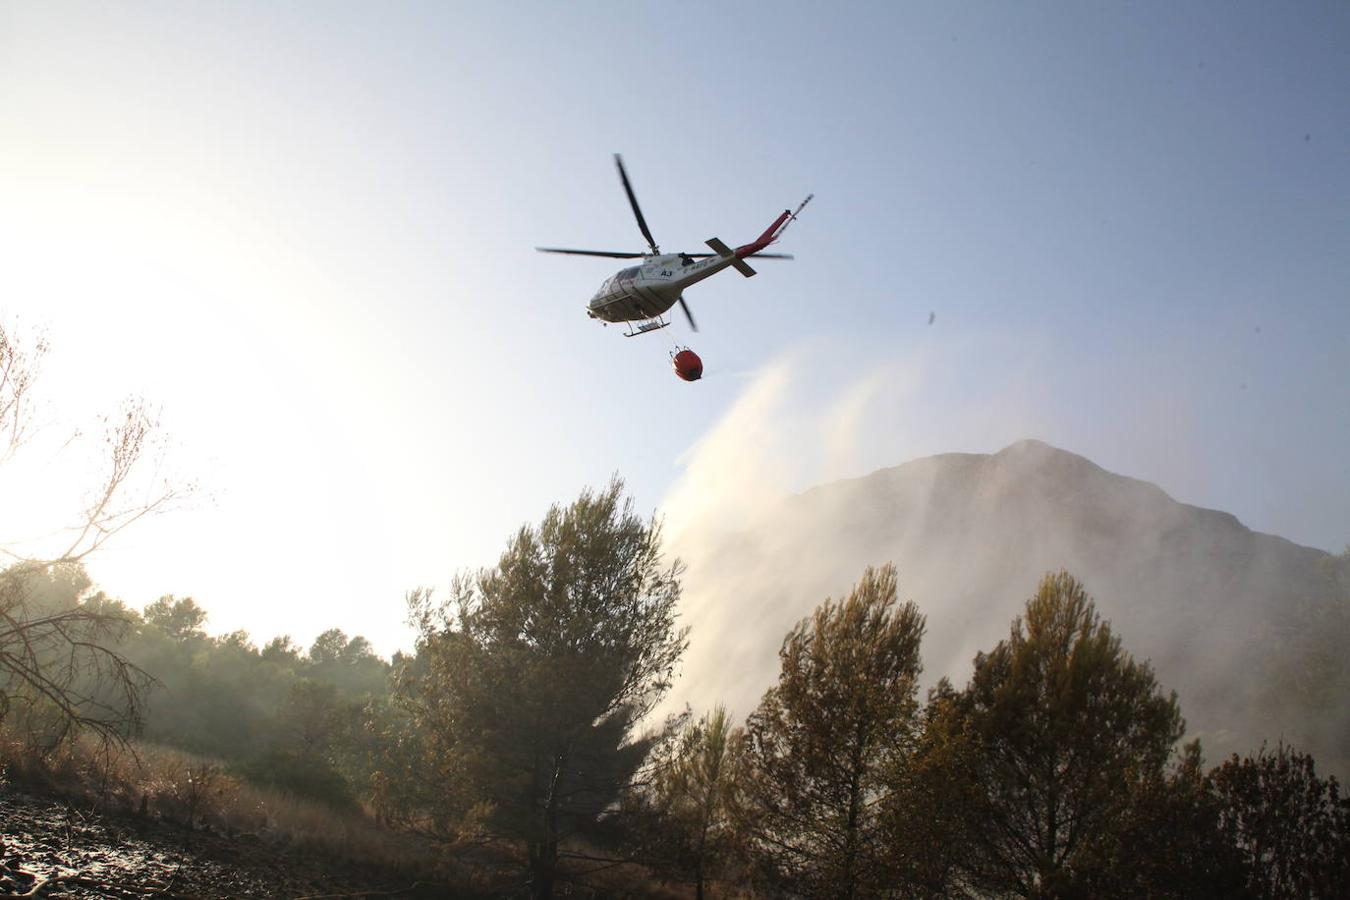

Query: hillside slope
671;440;1340;767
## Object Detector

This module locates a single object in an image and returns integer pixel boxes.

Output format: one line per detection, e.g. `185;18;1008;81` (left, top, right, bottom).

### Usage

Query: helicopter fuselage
586;252;734;324
537;153;808;339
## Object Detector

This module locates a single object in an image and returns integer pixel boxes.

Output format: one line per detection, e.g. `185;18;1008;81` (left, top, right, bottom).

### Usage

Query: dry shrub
0;727;443;875
0;728;681;893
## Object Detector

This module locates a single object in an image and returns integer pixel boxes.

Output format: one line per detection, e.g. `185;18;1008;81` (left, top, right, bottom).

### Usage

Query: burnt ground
0;787;451;899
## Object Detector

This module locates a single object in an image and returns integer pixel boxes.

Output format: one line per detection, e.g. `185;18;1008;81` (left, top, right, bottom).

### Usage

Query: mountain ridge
670;438;1341;770
798;440;1296;550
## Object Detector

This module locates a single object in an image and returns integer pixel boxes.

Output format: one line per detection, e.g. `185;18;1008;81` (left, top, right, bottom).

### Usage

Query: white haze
658;338;1342;772
662;336;1045;717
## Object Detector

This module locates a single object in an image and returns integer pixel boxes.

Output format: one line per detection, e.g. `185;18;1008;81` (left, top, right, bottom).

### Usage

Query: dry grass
0;729;439;876
0;730;717;896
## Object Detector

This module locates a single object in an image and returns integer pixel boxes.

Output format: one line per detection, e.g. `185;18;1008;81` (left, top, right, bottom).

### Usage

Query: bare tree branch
0;323;180;752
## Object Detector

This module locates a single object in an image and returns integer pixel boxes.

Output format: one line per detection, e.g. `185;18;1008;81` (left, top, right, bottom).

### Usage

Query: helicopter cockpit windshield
595;266;641;300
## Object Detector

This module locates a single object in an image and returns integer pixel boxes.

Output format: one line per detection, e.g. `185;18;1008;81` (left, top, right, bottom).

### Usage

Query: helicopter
538;154;811;381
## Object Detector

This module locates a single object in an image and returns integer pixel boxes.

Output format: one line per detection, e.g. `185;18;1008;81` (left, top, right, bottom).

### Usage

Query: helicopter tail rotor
732;193;814;260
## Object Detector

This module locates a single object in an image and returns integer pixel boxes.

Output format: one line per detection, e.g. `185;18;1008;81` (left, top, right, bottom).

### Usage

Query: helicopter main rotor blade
680;252;795;259
680;252;793;259
615;154;659;255
535;247;647;258
678;296;698;332
537;247;791;260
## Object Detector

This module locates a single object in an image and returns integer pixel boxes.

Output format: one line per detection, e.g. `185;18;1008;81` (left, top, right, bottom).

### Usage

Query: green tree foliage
10;562;94;614
637;705;746;899
283;679;343;756
142;595;208;641
399;479;687;899
1070;740;1251;898
131;596;265;758
235;745;360;812
115;594;393;808
308;628;349;664
261;634;302;663
0;562;150;748
307;628;388;696
361;686;426;827
742;563;925;898
913;571;1184;897
1208;744;1350;898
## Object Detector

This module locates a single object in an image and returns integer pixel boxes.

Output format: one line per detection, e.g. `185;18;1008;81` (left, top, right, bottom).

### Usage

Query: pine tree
914;571;1184;897
399;479;687;899
639;705;745;899
742;564;925;898
1209;744;1350;898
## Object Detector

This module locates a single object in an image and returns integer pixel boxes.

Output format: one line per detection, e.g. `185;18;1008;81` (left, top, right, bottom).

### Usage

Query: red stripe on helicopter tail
734;209;792;258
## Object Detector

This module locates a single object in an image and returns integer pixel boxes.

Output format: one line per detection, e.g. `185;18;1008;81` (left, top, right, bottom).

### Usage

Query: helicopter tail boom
734;194;813;259
734;210;791;259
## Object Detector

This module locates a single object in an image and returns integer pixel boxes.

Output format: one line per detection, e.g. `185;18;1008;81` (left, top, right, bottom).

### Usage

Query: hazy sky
2;2;1346;655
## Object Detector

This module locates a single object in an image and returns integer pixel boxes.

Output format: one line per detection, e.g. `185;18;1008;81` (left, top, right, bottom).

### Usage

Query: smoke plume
659;345;1343;774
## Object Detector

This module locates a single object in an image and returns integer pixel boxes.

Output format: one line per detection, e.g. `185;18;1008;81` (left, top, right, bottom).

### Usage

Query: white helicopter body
540;155;810;338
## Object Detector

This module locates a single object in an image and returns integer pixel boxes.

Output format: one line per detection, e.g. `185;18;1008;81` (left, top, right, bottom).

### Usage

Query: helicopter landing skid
624;317;670;337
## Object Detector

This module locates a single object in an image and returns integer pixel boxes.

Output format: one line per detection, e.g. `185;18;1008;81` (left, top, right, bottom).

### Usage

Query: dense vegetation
5;497;1349;897
3;325;1349;897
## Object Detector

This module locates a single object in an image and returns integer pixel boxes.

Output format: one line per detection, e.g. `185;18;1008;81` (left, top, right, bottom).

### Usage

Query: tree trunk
841;722;868;900
532;859;555;900
531;753;565;900
695;792;710;900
